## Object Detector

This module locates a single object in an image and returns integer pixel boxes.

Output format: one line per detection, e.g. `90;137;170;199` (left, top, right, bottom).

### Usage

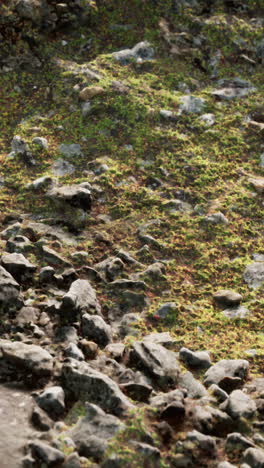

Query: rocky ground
0;0;264;467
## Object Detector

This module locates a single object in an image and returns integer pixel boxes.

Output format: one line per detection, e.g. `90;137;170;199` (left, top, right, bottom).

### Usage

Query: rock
110;279;147;291
244;262;264;289
204;212;229;224
138;262;166;280
225;432;255;453
162;199;192;213
185;430;216;453
129;340;180;389
0;222;21;240
212;78;256;100
204;359;249;390
256;39;264;61
160;400;185;422
217;462;237;468
153;302;178;320
60;279;101;319
113;41;154;65
29;440;65;466
179;372;208;398
192;403;233;436
64;343;84;361
213;290;243;307
0;265;21;312
81;101;92;118
248;176;264;194
95;257;124;281
82;314;112;348
105;343;125;361
32;137;48;149
79;340;99;360
62;452;81;468
36;386;65;418
79;86;104;101
143;332;176;349
0;340;53;376
47;184;92;211
52;159;75;177
130;441;160;459
31;406;54;431
41;245;72;268
160;110;176;120
39;266;55;283
54;326;78;344
27;176;53;190
16;306;40;326
59;144;82;157
220;390;257;419
242;447;264;467
199;113;215;126
62;360;133;415
179;95;205;114
208;384;228;402
179;347;211;369
67;403;124;460
223;306;250;319
10;135;35;165
1;252;36;282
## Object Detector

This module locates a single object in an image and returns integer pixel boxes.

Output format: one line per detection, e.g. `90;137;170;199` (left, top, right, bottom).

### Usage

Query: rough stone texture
79;86;104;101
41;246;72;268
242;447;264;467
204;359;249;390
179;95;205;114
213;290;243;307
1;252;36;281
220;390;257;419
222;306;250;319
67;403;124;460
82;314;112;348
62;360;134;415
29;440;65;466
52;159;75;177
36;386;65;418
179;372;208;398
60;279;101;319
47;184;92;211
179;347;211;369
244;262;264;289
0;340;53;376
113;41;154;65
129;340;180;389
0;265;21;312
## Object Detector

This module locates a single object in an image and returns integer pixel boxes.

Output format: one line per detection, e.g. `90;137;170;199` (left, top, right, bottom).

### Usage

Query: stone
95;257;124;281
105;343;125;361
26;176;53;190
6;235;32;254
0;340;53;376
143;332;176;349
242;448;264;467
179;347;211;369
79;86;104;101
67;403;124;460
36;386;65;418
47;184;92;211
113;41;154;65
212;78;256;100
204;359;249;390
62;360;133;415
1;252;36;282
225;433;255;453
162;199;192;213
0;265;21;312
32;136;48;149
52;159;75;177
120;382;152;402
129;341;180;389
208;384;228;402
185;430;216;453
179;372;208;398
130;441;160;459
244;262;264;289
213;290;243;307
64;343;84;361
179;95;205;114
204;212;229;224
40;245;72;268
192;403;233;436
79;340;99;360
110;278;147;291
60;279;101;319
39;266;55;283
16;306;40;326
249;177;264;194
217;462;237;468
199;113;215;126
29;440;65;466
81;101;92;118
220;390;257;419
256;39;264;61
10;135;35;165
160;110;176;120
82;314;112;348
62;452;81;468
31;406;54;431
153;302;178;320
59;144;82;157
223;306;250;319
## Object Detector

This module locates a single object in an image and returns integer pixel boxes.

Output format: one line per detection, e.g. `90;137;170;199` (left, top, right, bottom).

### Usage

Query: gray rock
64;343;84;361
39;266;55;283
29;440;65;466
105;343;125;361
0;340;53;376
113;41;154;65
130;441;160;459
52;159;75;177
95;257;124;281
54;326;78;344
60;279;101;320
41;245;72;268
27;176;53;190
204;359;249;390
223;306;250;319
82;314;112;348
212;78;256;100
129;341;180;389
16;306;40;326
0;222;21;240
162;199;192;213
244;262;264;289
199;113;215;126
221;390;257;419
110;278;147;291
213;290;242;307
179;96;205;114
185;430;216;453
81;101;92;118
60;143;82;157
118;313;141;338
1;252;36;281
31;406;54;431
208;384;228;402
179;372;208;398
143;332;175;349
225;432;255;453
6;235;32;254
242;447;264;467
32;137;48;149
204;212;229;224
120;382;152;402
0;265;21;312
36;386;65;417
153;302;178;320
10;135;35;165
62;360;133;415
217;462;237;468
260;153;264;168
192;403;233;435
67;403;124;460
47;184;92;211
179;347;211;369
62;452;81;468
160;110;176;120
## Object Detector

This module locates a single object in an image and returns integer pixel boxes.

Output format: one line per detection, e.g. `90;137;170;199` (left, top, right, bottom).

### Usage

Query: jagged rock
62;360;133;415
244;262;264;289
95;257;124;281
105;343;125;361
67;403;124;460
248;176;264;194
1;252;36;282
31;406;54;431
204;212;229;224
223;306;250;319
113;41;154;65
179;95;206;114
129;340;180;389
242;447;264;467
204;359;249;390
138;262;166;280
179;372;208;399
16;306;40;326
82;314;112;348
153;302;178;320
26;176;53;190
64;343;84;361
212;78;256;100
217;462;237;468
162;199;192;213
130;441;160;459
6;235;33;254
192;402;233;436
0;340;53;376
220;390;257;419
0;222;21;240
109;278;147;291
29;440;65;466
52;158;75;177
208;384;228;402
199;113;215;126
54;326;79;344
41;246;72;268
36;386;65;418
47;184;92;211
60;279;101;319
143;332;175;349
213;290;243;307
179;347;211;369
115;249;139;265
225;433;255;453
32;136;48;149
39;266;55;283
118;313;141;338
62;452;81;468
120;382;152;402
0;265;21;312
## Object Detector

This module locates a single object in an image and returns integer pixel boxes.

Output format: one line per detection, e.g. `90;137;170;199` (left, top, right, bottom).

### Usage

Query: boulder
47;184;92;211
179;347;211;369
220;390;257;419
82;314;112;348
213;290;242;307
204;359;249;391
1;252;36;282
29;440;65;466
0;340;53;376
244;262;264;289
36;386;65;418
60;279;101;320
0;265;21;312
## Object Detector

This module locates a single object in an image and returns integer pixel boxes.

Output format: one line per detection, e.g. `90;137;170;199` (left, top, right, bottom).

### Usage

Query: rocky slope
0;0;263;467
